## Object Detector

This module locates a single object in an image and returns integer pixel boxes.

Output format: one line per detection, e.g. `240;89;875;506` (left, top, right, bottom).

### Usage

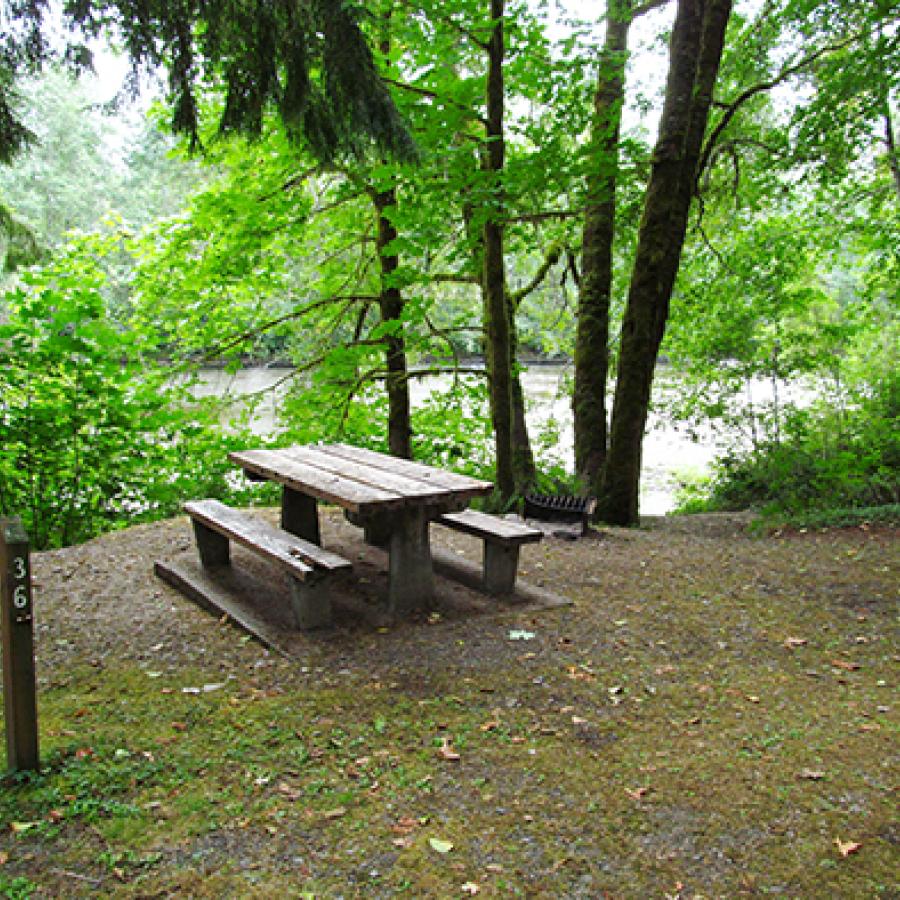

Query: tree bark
597;0;732;525
373;187;412;458
483;0;515;498
573;0;633;493
885;103;900;203
373;18;412;459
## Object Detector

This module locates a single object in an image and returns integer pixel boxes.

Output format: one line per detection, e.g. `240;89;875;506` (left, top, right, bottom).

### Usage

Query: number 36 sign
1;516;39;771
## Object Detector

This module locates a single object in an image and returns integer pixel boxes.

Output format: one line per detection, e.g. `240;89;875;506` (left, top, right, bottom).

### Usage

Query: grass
0;519;897;897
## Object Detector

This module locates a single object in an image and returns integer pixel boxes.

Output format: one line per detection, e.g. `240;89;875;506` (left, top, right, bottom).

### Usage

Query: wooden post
388;508;434;616
0;517;39;772
281;487;320;545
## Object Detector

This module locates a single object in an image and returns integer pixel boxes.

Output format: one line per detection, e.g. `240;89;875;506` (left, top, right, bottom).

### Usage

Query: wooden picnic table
229;443;494;614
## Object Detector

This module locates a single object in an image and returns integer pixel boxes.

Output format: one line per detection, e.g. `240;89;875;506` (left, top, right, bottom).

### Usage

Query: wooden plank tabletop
229;445;493;515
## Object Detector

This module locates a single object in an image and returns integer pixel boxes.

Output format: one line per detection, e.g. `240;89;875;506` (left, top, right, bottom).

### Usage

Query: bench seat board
437;509;543;544
184;500;351;575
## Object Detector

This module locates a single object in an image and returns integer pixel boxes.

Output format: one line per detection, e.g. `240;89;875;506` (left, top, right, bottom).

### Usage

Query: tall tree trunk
483;0;515;498
373;18;412;459
572;0;633;492
597;0;733;525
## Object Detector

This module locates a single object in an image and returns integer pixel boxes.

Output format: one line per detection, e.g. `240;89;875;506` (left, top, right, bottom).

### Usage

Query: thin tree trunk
374;18;412;459
597;0;732;525
509;312;536;492
483;0;515;498
573;0;632;493
373;188;412;458
885;104;900;202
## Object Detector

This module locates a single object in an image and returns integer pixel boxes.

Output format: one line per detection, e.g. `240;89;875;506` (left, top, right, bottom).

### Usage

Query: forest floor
0;509;897;898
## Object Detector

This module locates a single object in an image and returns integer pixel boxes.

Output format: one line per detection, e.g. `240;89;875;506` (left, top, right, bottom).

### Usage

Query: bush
675;374;899;517
0;234;273;549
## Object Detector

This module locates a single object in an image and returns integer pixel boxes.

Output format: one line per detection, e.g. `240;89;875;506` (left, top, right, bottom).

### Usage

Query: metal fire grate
523;494;597;535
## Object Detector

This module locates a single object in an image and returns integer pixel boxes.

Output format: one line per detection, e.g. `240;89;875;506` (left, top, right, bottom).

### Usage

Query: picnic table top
229;443;494;516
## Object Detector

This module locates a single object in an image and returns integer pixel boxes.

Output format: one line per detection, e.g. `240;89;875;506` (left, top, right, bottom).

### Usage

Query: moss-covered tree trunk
597;0;733;525
572;0;633;493
483;0;515;498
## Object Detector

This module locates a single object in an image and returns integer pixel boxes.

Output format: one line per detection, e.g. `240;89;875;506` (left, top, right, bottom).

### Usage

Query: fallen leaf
798;769;826;780
277;783;303;802
834;838;862;857
170;721;188;732
625;786;650;800
437;739;461;762
429;837;454;854
47;809;64;823
831;659;861;671
10;822;38;835
566;665;595;682
74;747;94;760
391;816;420;835
571;716;588;725
322;807;346;820
480;720;500;732
392;836;413;848
783;637;807;648
746;695;761;704
0;851;7;865
461;882;480;895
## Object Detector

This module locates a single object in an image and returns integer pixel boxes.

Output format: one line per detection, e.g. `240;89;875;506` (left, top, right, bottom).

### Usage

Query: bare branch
503;209;581;224
202;294;378;361
630;0;672;20
427;272;480;285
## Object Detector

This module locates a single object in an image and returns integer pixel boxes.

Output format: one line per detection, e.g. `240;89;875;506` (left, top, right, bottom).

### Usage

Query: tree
572;0;666;491
0;0;414;164
597;0;733;525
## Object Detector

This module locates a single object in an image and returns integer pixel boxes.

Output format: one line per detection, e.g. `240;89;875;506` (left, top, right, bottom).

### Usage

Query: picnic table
228;443;494;614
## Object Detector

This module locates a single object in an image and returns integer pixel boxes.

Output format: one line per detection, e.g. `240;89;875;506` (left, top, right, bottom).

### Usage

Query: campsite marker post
0;517;39;772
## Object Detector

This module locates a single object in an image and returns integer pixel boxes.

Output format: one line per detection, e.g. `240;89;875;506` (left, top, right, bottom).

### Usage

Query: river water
198;364;727;514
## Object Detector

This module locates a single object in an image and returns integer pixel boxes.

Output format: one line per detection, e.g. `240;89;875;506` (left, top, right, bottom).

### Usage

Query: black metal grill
523;494;596;534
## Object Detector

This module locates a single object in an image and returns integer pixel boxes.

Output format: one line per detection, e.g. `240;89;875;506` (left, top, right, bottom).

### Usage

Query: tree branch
503;208;581;224
202;294;378;361
698;35;860;184
509;240;565;307
381;75;488;127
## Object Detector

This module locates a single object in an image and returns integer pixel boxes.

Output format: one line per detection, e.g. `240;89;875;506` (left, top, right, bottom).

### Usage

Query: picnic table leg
483;543;520;595
388;508;434;616
281;486;320;545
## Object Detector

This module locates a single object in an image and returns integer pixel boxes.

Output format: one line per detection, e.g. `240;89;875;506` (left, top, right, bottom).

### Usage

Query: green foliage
0;874;36;900
0;231;273;549
676;373;899;517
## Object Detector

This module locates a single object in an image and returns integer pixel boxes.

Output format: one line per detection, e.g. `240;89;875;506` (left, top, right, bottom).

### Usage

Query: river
197;364;729;514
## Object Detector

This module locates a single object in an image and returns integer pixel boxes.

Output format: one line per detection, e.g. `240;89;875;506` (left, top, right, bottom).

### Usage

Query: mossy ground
0;512;896;898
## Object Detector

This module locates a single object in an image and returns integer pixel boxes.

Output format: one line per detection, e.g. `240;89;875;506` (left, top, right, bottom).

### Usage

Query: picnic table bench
185;499;351;629
435;509;542;595
178;444;544;631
